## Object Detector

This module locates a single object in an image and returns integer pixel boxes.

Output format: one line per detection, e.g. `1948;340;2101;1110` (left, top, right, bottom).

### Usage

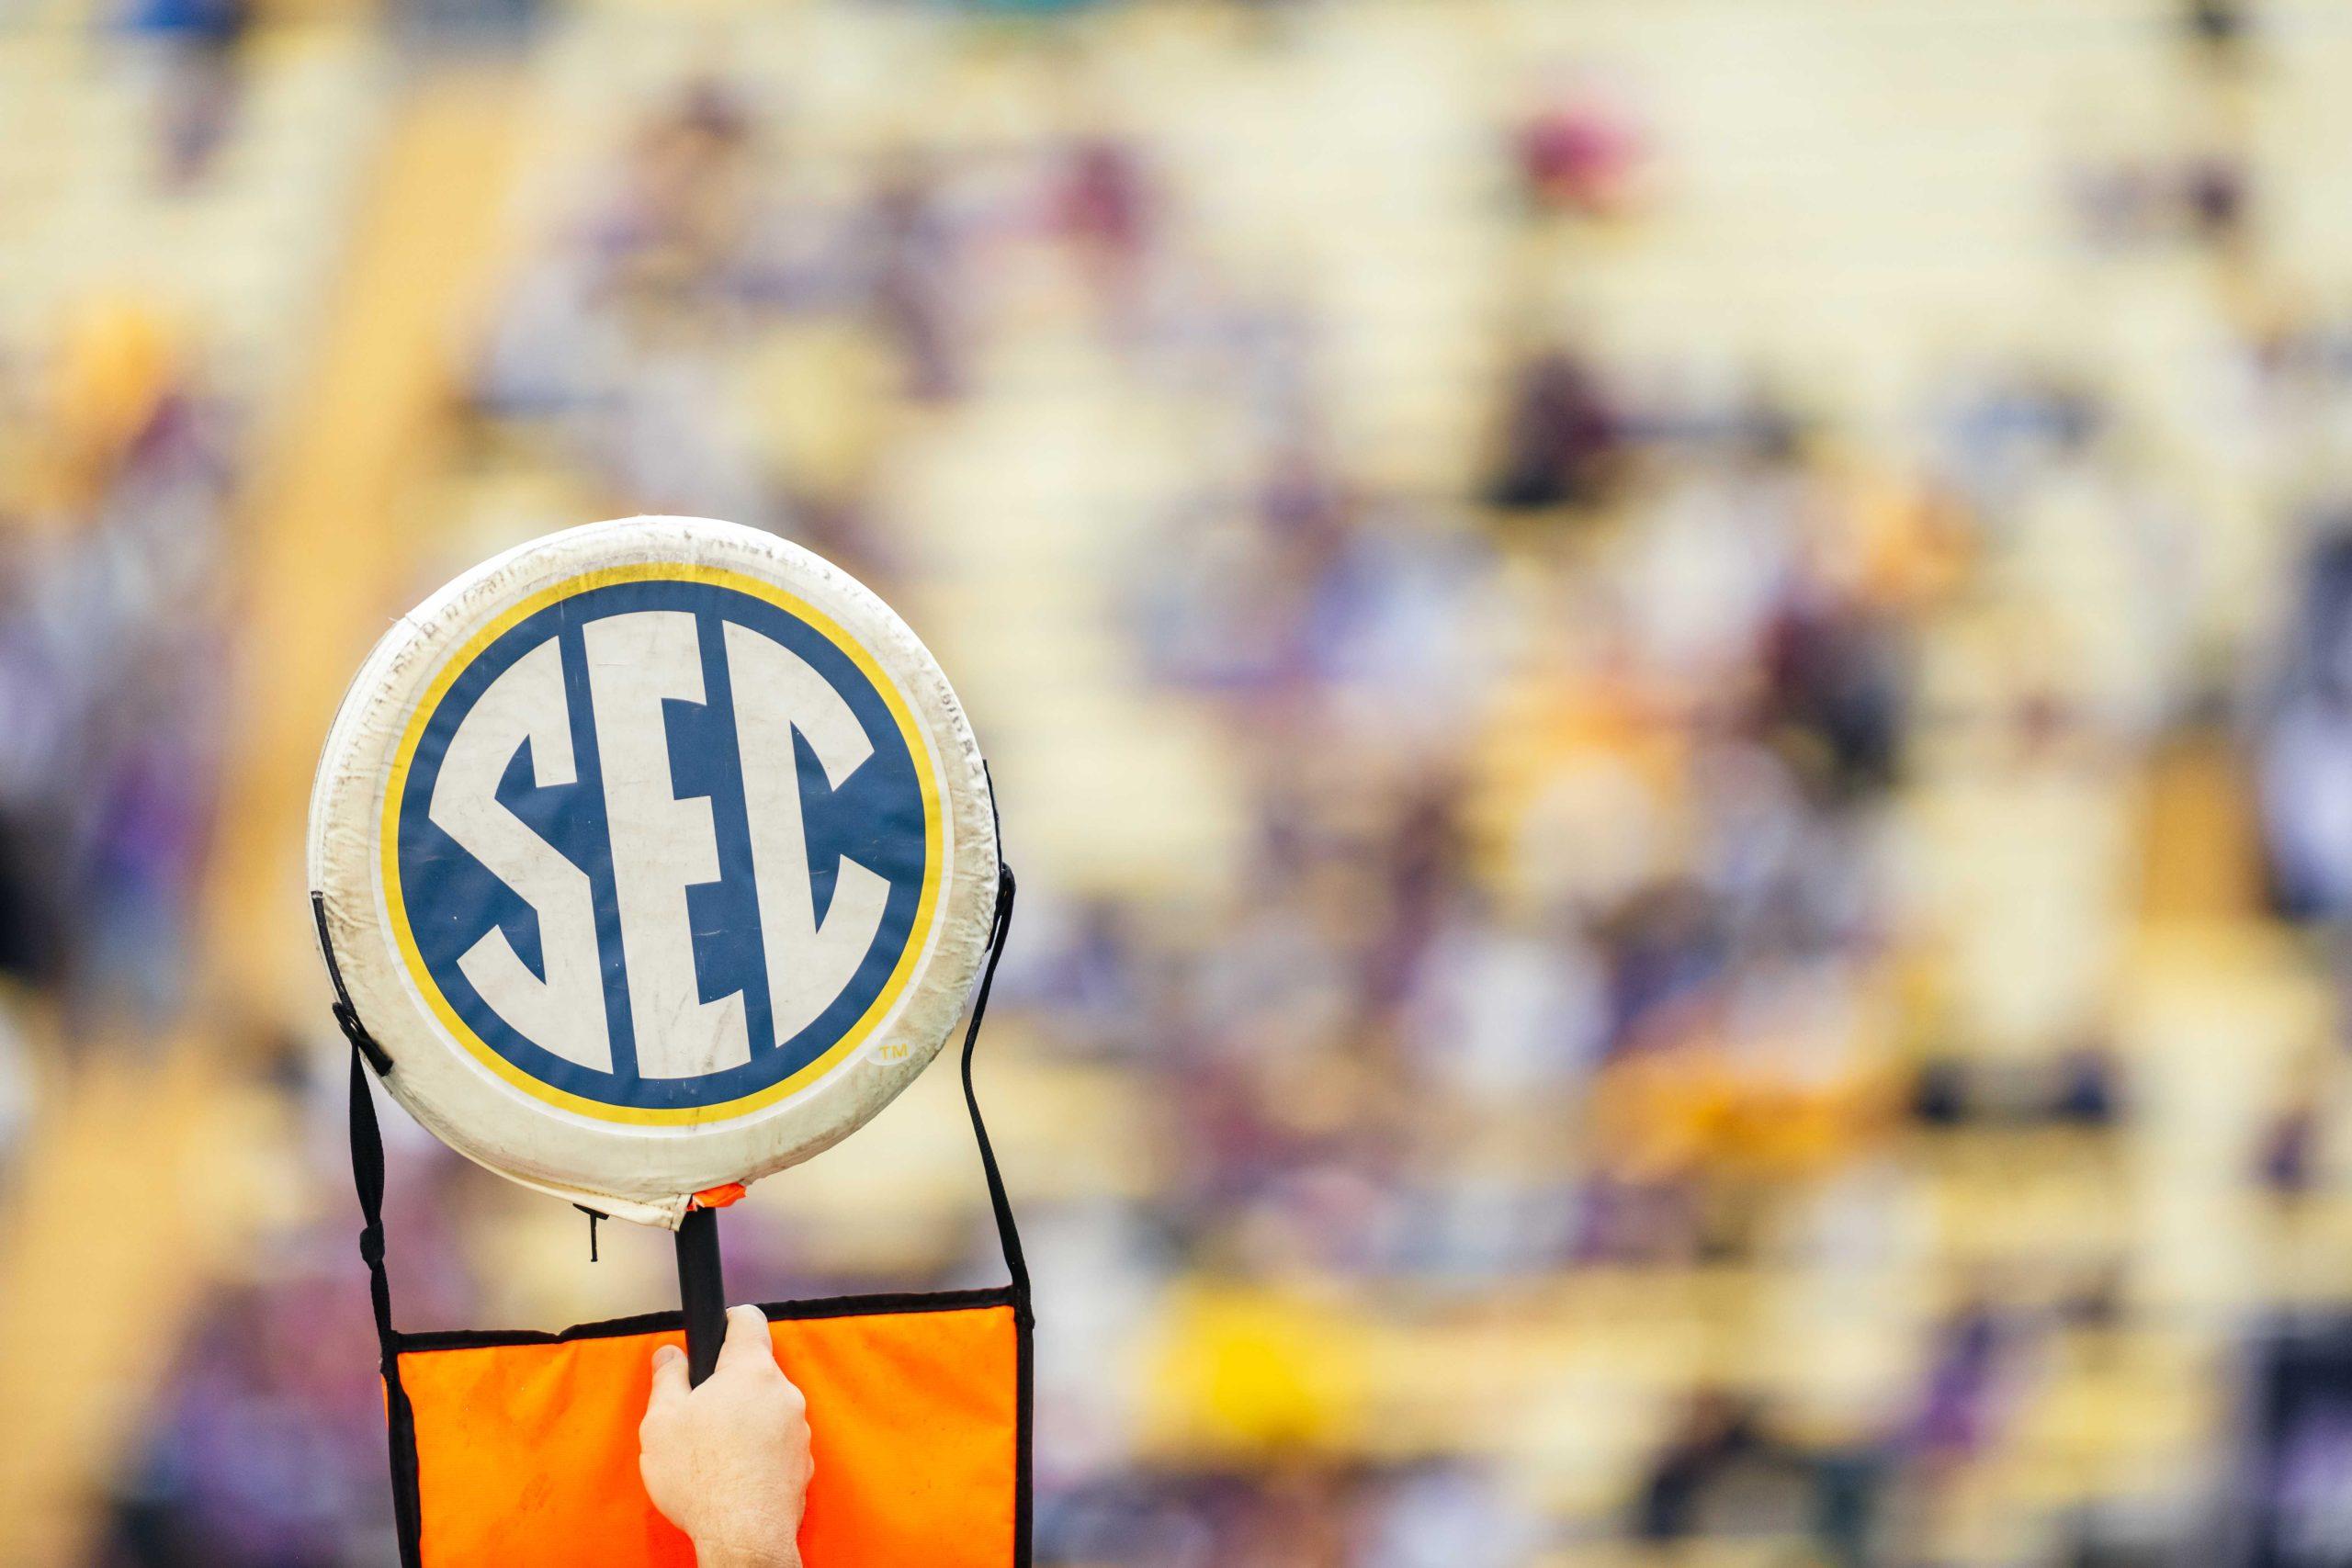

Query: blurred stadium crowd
14;0;2352;1565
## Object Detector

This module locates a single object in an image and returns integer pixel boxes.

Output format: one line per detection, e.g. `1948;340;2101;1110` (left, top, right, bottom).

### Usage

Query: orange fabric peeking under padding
394;1302;1023;1568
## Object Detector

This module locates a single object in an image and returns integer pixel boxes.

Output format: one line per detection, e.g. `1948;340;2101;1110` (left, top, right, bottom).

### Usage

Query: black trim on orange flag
393;1286;1022;1354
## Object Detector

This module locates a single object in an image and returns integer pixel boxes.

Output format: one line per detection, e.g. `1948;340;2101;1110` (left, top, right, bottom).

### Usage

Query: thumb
715;1303;775;1373
647;1341;690;1411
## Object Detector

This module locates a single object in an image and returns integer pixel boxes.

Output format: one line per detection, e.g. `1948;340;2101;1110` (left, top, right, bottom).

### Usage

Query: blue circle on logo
393;577;931;1112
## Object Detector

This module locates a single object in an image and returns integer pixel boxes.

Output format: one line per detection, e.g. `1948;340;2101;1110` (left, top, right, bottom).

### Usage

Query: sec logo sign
312;520;998;1222
389;566;939;1121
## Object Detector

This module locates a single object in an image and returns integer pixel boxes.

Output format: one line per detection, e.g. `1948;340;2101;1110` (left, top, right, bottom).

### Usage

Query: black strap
347;1044;396;1344
347;1043;424;1566
961;861;1027;1314
315;891;392;1076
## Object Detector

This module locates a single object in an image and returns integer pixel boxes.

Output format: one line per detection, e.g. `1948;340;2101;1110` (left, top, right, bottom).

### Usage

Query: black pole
674;1206;728;1386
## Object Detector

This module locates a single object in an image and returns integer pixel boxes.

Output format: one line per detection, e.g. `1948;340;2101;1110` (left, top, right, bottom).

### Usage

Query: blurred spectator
123;0;252;189
2184;0;2255;62
862;149;970;403
1514;74;1645;220
0;300;230;1040
2256;1053;2327;1201
2259;533;2352;919
1910;1290;2016;1471
1634;1388;1792;1540
1483;344;1625;514
1050;134;1163;331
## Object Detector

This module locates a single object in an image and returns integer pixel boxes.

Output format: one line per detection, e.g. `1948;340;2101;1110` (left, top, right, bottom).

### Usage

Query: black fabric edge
1013;1284;1035;1568
386;1371;424;1568
389;1286;1021;1354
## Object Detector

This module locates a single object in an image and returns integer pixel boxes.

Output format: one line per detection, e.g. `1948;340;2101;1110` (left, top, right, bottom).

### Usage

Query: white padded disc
309;517;998;1227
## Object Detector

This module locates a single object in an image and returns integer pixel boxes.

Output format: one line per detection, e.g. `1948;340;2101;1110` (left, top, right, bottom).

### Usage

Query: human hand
639;1304;812;1568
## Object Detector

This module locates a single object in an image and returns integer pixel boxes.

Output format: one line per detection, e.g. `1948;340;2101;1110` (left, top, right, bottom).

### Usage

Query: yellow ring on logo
379;561;944;1127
